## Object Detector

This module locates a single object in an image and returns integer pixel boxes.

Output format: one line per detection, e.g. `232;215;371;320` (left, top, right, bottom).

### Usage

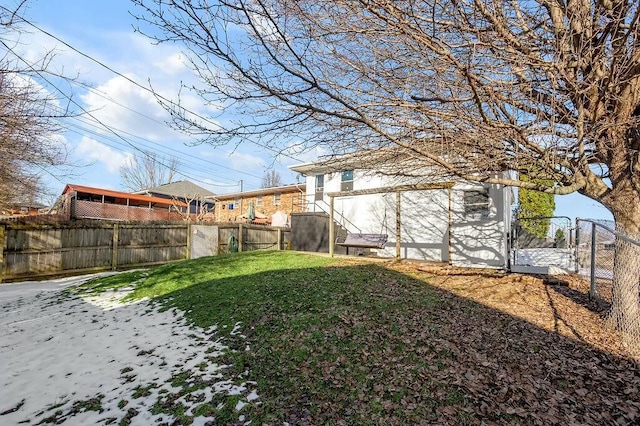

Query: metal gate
510;216;576;273
191;224;219;259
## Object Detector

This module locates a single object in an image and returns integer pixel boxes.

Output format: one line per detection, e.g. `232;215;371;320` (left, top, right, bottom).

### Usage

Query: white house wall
449;182;508;268
378;190;450;261
302;169;509;268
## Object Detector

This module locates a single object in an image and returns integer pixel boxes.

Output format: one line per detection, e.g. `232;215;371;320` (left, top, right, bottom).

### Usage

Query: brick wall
215;189;306;222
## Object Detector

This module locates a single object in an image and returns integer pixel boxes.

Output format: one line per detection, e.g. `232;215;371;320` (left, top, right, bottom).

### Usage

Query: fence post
277;228;282;250
329;196;335;257
589;222;596;300
186;223;192;260
574;220;580;273
0;225;5;281
112;223;119;271
238;223;244;252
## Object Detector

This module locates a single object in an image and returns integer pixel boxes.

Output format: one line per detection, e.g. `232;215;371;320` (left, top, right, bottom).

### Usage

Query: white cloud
153;52;187;76
80;74;175;141
76;137;133;173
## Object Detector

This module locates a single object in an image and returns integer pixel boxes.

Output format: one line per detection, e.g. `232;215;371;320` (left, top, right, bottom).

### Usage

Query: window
315;174;325;201
274;192;281;205
341;170;354;192
464;189;490;219
256;195;263;206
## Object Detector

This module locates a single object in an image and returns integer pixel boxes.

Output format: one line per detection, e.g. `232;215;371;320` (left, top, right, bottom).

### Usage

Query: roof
290;144;509;180
136;180;216;198
7;202;47;209
212;183;306;200
63;184;187;207
289;148;407;174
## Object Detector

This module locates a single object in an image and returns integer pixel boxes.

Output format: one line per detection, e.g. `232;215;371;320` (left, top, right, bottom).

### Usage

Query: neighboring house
212;184;306;225
55;184;188;222
135;180;215;215
290;156;513;269
1;202;47;217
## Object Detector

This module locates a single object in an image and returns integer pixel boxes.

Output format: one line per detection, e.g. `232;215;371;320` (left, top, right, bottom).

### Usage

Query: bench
336;233;388;255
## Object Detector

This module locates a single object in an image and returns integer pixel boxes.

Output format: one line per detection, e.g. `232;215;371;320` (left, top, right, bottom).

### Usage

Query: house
290;155;513;269
135;180;215;215
212;183;306;225
53;184;188;222
1;201;47;217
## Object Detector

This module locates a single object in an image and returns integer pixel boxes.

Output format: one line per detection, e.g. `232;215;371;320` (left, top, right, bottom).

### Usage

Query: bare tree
171;193;209;221
133;1;640;337
0;3;71;210
261;170;281;188
120;151;179;191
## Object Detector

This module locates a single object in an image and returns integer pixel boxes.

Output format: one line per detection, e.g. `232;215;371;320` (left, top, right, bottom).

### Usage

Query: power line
0;38;247;190
5;8;304;164
61;110;264;182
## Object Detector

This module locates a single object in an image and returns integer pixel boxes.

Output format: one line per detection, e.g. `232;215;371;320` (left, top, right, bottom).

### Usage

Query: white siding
449;183;508;268
300;168;510;268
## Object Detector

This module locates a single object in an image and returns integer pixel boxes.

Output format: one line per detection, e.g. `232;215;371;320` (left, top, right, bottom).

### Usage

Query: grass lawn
76;251;640;425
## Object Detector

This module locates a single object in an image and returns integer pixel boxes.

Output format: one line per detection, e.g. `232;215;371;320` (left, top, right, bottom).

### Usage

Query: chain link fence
577;219;640;351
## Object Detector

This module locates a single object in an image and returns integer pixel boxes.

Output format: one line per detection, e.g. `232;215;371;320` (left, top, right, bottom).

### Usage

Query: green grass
77;251;456;424
66;251;640;425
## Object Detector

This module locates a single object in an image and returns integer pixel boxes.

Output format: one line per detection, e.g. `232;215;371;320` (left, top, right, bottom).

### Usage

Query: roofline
208;183;306;200
63;184;188;207
132;188;216;198
133;181;215;197
289;161;339;174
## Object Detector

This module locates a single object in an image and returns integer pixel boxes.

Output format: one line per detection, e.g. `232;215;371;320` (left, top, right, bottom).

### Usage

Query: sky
7;0;310;200
5;0;614;222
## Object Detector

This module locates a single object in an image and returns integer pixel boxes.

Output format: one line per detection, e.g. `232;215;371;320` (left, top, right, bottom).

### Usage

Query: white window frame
341;170;354;192
315;174;325;201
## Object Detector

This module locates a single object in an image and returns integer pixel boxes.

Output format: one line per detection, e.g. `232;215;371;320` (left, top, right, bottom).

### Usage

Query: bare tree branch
120;151;179;192
0;4;74;210
133;0;640;333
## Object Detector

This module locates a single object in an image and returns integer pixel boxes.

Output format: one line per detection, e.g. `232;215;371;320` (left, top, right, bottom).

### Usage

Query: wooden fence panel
1;222;291;281
118;245;187;266
61;226;112;248
6;228;63;251
4;228;64;276
3;251;62;276
61;247;113;270
218;226;240;253
116;225;187;267
244;226;278;251
1;223;189;281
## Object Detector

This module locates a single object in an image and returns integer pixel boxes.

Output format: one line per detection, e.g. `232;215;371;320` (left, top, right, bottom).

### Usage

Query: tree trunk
608;209;640;350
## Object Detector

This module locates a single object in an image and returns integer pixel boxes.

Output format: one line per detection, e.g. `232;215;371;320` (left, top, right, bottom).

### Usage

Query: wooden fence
0;222;290;282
